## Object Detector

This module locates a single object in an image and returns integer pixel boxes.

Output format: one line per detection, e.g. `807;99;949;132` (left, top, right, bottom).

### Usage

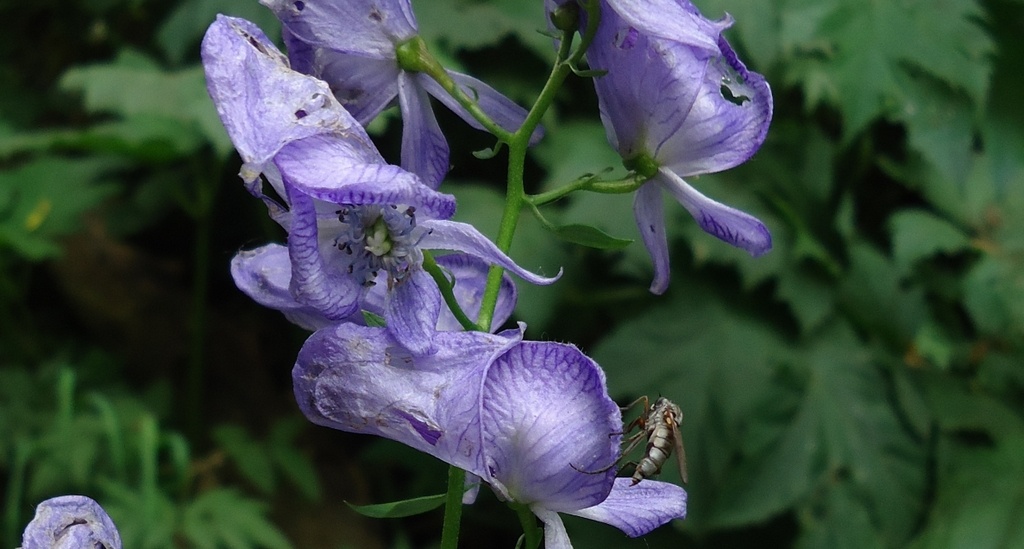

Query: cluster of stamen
334;204;420;286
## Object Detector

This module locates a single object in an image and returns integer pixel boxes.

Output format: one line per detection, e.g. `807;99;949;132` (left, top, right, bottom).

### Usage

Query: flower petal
231;244;335;330
605;0;729;53
292;323;523;474
633;183;671;295
201;16;366;181
22;495;122;549
567;478;687;537
418;220;561;285
385;268;442;355
658;38;773;177
433;254;518;332
289;43;401;125
285;183;362;319
274;135;456;219
421;71;543;145
657;169;772;256
533;507;574;549
261;0;417;58
399;73;450;188
481;342;621;512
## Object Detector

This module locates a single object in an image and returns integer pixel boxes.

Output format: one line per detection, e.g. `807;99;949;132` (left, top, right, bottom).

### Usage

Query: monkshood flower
293;323;687;548
22;495;121;549
262;0;541;188
203;16;557;353
232;250;518;332
583;0;773;294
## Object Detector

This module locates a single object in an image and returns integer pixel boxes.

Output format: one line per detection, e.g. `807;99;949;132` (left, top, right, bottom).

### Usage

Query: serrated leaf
551;223;633;250
889;209;971;273
212;425;277;494
346;493;446;519
182;489;293;549
412;0;552;60
838;242;927;349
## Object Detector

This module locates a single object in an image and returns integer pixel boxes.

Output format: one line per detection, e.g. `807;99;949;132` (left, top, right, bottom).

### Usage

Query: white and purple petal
433;254;518;332
385;268;443;355
261;0;418;59
421;72;544;145
632;182;671;295
480;342;621;512
657;169;771;256
418;220;561;285
604;0;730;53
230;244;335;331
399;73;450;188
568;478;687;537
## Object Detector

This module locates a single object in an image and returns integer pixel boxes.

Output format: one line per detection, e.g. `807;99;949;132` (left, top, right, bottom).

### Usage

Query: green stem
514;504;542;549
527;173;646;206
422;251;480;332
439;465;467;549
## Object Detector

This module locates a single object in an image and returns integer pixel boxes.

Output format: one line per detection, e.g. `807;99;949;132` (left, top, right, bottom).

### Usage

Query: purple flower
261;0;541;188
22;495;121;549
293;323;687;548
585;0;773;294
203;16;558;353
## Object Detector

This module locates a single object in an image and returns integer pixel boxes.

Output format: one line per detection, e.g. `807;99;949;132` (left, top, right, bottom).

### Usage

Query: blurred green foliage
1;0;1022;547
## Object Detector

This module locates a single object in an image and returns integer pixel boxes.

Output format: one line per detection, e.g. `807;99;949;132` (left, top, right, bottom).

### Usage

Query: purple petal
398;73;450;188
480;342;621;512
533;507;573;549
285;183;362;319
261;0;417;58
421;71;544;145
385;268;442;355
657;170;772;256
201;16;368;181
287;43;401;125
418;220;561;285
633;183;671;295
658;38;773;176
292;323;523;474
231;244;335;330
22;495;121;549
605;0;730;53
568;478;687;537
433;254;518;332
274;135;456;219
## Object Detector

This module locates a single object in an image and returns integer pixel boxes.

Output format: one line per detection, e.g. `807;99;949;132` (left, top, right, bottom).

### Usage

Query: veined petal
567;478;687;537
274;135;456;219
201;16;366;180
285;183;362;319
481;342;621;512
231;244;335;331
633;183;671;295
292;323;523;474
293;46;401;125
659;37;773;176
433;254;517;332
533;507;573;549
605;0;730;53
385;268;442;355
421;71;543;145
22;496;122;549
418;220;561;285
398;72;450;189
657;169;771;256
261;0;417;58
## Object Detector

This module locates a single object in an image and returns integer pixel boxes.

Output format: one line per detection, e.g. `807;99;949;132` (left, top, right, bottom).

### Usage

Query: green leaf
412;0;552;60
268;419;321;501
889;209;971;273
550;223;633;250
157;0;282;64
346;493;446;519
212;425;277;494
181;489;293;549
362;310;387;328
838;242;927;349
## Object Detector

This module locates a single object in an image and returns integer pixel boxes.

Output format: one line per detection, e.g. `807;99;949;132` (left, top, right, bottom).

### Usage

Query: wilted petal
568;478;687;537
385;268;442;355
481;342;621;512
290;44;401;125
201;16;367;182
657;169;771;256
422;71;543;145
261;0;417;58
22;495;121;549
658;38;773;177
231;244;334;330
399;73;450;188
632;183;671;295
292;323;523;473
419;220;561;285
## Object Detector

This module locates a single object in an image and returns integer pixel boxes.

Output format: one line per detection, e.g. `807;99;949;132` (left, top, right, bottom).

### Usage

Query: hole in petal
293;1;305;11
294;109;308;119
